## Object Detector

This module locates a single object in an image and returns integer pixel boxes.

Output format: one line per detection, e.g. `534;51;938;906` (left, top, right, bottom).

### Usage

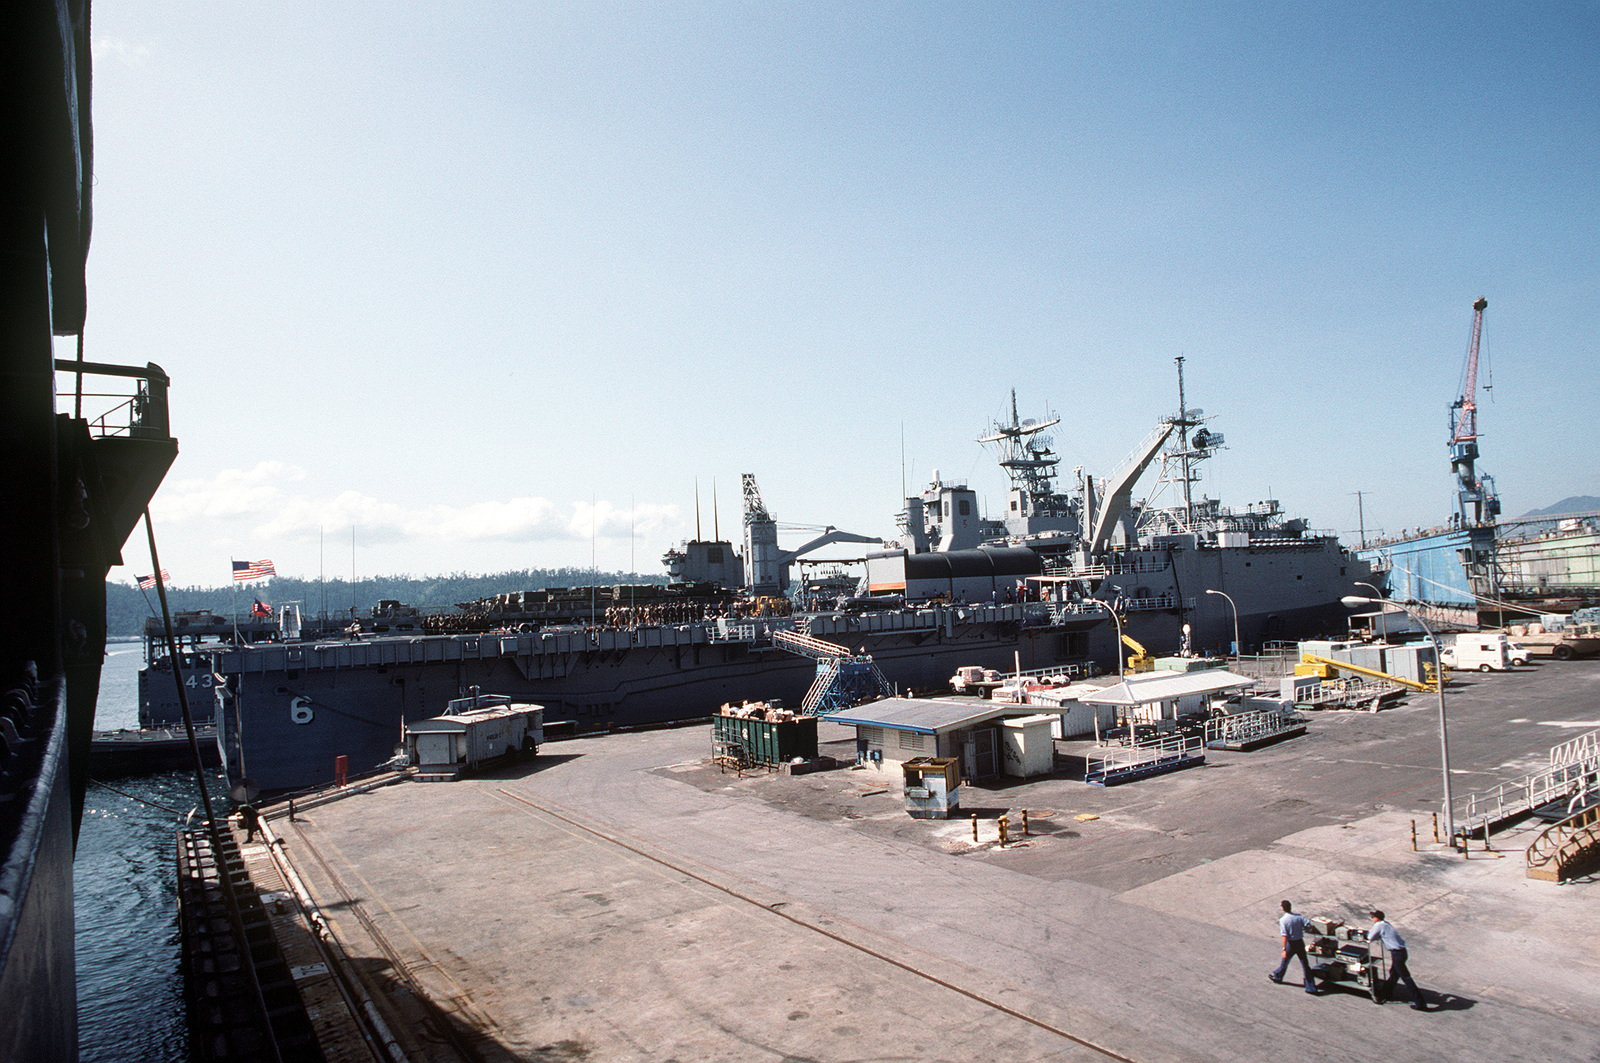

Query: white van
1441;633;1515;672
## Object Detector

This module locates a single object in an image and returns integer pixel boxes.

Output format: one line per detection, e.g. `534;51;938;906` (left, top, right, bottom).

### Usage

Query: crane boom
1448;297;1498;527
1452;296;1489;444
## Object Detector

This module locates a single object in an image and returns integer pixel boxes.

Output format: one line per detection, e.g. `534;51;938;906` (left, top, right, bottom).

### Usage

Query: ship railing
1123;595;1192;613
1043;602;1102;625
707;618;798;645
54;359;171;440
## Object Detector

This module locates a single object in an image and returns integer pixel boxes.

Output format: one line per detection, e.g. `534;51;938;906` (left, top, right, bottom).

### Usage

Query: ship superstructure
872;361;1369;658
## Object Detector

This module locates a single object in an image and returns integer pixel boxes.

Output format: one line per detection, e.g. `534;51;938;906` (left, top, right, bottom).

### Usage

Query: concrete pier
236;661;1600;1062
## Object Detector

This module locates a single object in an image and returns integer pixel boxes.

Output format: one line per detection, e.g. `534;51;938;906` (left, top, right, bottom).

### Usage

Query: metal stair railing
1525;803;1600;882
772;628;853;660
800;660;841;713
1455;753;1600;838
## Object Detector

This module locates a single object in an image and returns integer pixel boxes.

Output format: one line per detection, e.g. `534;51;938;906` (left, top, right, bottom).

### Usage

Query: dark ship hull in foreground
2;8;179;1057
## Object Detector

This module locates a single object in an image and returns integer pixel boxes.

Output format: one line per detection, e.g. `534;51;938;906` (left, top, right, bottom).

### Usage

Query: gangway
1085;734;1204;786
1298;653;1441;693
1453;728;1600;840
771;629;893;715
1204;710;1307;750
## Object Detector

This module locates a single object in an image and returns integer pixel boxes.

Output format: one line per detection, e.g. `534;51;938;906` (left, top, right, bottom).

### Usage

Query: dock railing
1204;709;1305;747
1085;734;1204;786
1452;729;1600;838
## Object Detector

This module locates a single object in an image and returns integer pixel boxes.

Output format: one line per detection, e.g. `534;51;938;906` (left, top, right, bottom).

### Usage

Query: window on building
898;731;926;751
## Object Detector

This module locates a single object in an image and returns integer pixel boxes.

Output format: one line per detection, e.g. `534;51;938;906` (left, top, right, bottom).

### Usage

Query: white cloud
153;462;683;554
91;36;151;67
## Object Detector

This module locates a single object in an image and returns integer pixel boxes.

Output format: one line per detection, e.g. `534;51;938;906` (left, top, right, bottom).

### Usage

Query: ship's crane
1449;297;1500;527
741;474;880;598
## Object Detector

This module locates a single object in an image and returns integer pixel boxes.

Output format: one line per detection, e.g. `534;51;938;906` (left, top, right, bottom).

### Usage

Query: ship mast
1176;357;1193;525
978;389;1062;511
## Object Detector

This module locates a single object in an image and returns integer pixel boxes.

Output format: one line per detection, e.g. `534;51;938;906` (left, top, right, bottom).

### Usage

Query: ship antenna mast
1175;356;1192;524
978;389;1062;512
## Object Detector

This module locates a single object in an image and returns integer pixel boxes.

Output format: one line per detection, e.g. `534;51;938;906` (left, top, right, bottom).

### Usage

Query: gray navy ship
174;361;1370;797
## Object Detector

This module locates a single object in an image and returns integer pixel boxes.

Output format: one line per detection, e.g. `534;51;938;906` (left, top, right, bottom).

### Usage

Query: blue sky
77;2;1599;585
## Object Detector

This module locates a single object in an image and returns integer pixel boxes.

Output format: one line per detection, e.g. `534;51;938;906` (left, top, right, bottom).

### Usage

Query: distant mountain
1521;496;1600;517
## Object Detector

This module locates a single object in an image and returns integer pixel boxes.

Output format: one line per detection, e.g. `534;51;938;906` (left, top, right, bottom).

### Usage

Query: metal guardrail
54;359;171;439
1085;734;1204;786
1526;803;1600;882
1454;755;1600;837
1550;729;1600;768
1203;710;1305;746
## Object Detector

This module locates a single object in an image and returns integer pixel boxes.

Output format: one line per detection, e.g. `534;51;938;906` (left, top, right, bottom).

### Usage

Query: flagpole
230;558;240;644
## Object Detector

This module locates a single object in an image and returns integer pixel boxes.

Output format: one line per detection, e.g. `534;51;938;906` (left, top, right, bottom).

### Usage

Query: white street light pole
1087;598;1124;679
1342;595;1456;843
1205;588;1240;657
1086;597;1124;745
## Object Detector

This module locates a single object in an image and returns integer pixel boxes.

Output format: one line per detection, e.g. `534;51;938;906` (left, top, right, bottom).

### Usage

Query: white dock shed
1077;669;1258;735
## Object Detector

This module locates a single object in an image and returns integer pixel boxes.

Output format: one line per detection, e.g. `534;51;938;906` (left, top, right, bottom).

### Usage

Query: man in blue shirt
1268;899;1319;993
1368;909;1426;1009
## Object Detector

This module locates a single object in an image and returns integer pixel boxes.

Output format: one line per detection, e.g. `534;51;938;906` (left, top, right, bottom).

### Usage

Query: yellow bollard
971;813;979;842
1431;812;1439;844
998;814;1010;847
1410;819;1417;852
1021;809;1030;836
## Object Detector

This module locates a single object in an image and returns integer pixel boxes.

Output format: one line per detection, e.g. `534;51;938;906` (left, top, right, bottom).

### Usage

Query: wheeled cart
1304;918;1388;1002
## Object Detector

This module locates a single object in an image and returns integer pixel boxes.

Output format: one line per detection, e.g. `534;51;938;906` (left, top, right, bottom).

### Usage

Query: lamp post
1205;588;1240;657
1086;598;1124;746
1087;598;1124;679
1342;595;1456;844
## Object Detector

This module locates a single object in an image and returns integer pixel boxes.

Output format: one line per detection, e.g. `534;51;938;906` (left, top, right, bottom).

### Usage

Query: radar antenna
978;389;1062;507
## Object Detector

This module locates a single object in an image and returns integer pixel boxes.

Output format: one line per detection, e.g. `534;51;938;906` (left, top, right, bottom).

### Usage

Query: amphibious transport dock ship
200;366;1368;798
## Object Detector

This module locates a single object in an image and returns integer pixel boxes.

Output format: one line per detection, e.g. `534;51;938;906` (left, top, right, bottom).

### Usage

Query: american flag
232;559;276;582
137;570;170;590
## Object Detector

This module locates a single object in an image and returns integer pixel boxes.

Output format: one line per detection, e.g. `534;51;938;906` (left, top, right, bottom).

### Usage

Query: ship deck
239;663;1599;1062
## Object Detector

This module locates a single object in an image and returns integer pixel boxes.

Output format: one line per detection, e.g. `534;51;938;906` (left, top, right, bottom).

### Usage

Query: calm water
75;643;226;1062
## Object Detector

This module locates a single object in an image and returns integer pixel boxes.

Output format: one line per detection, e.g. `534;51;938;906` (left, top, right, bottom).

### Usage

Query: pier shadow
343;954;547;1061
476;752;584;782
